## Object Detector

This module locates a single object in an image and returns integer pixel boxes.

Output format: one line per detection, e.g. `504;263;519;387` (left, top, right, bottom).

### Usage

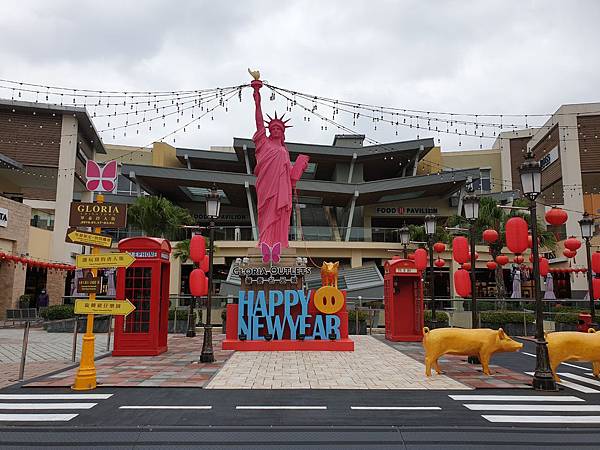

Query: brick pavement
205;335;471;390
378;337;532;389
26;334;233;388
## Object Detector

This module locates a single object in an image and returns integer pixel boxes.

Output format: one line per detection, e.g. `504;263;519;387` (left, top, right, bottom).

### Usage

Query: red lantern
593;252;600;274
527;235;533;249
563;249;577;259
189;235;206;264
189;268;208;296
594;278;600;300
433;242;446;253
486;261;497;270
454;269;471;298
434;258;445;268
539;258;549;277
483;229;499;244
200;255;209;272
545;207;568;226
495;255;509;266
514;255;524;264
564;236;582;252
452;236;469;264
408;252;415;260
414;248;428;271
462;262;471;271
505;217;529;254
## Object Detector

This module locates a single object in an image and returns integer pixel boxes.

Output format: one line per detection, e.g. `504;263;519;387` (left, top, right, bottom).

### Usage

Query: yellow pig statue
546;328;600;382
422;327;523;376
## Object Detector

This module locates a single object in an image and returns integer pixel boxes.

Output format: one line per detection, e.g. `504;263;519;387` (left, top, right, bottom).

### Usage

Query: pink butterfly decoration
85;160;118;192
261;242;281;264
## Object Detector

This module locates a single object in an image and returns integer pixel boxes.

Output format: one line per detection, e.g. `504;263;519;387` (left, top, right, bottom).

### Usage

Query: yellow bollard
72;194;104;390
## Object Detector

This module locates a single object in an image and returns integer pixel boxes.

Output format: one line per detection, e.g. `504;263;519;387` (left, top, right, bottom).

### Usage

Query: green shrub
424;310;449;322
553;313;579;324
552;305;589;314
168;309;198;321
40;304;75;320
480;311;533;324
348;310;369;322
477;301;496;311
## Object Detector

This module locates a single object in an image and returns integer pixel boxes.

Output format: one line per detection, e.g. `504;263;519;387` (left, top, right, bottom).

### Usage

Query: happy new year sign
238;289;341;340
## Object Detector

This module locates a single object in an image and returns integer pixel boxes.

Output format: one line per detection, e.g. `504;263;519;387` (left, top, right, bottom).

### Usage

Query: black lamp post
399;224;410;258
579;212;596;325
424;215;437;328
520;151;557;391
200;186;221;363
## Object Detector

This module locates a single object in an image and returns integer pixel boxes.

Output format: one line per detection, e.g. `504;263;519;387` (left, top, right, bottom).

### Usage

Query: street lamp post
579;212;597;325
520;151;557;391
424;215;437;328
200;186;221;363
399;224;410;258
463;194;480;364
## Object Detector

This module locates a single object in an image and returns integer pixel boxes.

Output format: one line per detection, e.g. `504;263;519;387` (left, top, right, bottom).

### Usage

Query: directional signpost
75;299;135;316
66;228;113;248
76;252;135;270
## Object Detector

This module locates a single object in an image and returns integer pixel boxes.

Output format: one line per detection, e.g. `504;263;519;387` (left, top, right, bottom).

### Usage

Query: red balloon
200;255;209;272
452;236;469;264
433;242;446;253
414;248;428;271
514;255;524;264
506;217;529;255
486;261;497;270
593;252;600;274
462;262;472;270
495;255;509;266
189;235;206;264
189;268;208;296
434;258;445;268
483;229;499;244
564;236;582;252
594;278;600;300
563;249;577;259
539;257;550;277
545;207;568;226
454;268;471;298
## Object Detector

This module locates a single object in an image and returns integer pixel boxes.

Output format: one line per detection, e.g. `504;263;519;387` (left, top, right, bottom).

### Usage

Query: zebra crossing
450;372;600;424
0;393;112;422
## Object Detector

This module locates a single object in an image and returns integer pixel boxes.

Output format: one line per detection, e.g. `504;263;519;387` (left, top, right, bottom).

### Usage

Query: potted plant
424;310;449;328
480;311;535;336
348;310;369;335
18;294;33;309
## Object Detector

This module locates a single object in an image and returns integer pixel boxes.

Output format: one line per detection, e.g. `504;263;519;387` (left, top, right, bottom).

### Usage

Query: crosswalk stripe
449;395;583;402
0;413;78;422
236;406;327;410
482;415;600;424
465;404;600;412
559;372;600;387
521;352;590;371
525;372;599;393
119;406;212;410
0;394;112;400
0;403;97;410
350;406;441;410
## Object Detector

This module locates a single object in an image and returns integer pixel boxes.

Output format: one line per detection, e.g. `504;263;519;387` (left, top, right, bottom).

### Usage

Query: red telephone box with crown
113;237;171;356
384;258;424;342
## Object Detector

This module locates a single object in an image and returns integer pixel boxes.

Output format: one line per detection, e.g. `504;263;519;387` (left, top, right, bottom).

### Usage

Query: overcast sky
1;0;599;154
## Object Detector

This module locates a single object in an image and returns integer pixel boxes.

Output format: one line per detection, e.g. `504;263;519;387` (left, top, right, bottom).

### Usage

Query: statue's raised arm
249;69;264;134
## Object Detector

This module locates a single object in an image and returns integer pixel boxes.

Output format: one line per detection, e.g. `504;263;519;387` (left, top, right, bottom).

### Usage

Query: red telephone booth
384;258;424;342
113;237;171;356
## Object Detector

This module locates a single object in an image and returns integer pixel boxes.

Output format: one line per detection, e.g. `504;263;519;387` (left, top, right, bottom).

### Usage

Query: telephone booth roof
384;258;418;274
118;237;172;253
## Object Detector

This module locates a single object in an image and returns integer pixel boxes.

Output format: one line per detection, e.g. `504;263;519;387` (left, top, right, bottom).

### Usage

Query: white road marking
559;372;600;387
0;413;78;422
0;403;96;410
482;415;600;424
351;406;441;410
236;406;327;410
521;352;589;370
119;406;212;410
0;394;112;400
449;395;583;402
465;404;600;412
586;373;599;377
526;372;599;393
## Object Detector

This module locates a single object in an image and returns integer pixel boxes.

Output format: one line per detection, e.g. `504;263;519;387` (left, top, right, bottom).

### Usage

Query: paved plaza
206;335;470;390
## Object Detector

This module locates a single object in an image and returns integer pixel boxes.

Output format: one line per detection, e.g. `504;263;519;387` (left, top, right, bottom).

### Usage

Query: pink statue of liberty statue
249;70;309;254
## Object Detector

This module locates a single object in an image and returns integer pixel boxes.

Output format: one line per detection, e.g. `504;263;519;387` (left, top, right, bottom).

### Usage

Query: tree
173;239;190;263
127;196;194;239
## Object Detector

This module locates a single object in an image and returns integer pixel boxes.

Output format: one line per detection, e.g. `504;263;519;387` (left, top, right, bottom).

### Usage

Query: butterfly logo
261;242;281;264
85;160;118;192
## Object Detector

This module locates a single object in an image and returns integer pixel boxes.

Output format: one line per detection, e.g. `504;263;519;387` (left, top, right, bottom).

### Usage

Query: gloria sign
69;202;127;228
234;265;311;285
238;289;341;340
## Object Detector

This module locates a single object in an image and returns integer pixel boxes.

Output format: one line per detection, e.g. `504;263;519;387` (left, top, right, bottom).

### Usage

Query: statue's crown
265;111;292;131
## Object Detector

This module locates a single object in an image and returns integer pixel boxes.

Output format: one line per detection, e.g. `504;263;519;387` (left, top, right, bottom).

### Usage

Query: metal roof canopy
121;163;478;208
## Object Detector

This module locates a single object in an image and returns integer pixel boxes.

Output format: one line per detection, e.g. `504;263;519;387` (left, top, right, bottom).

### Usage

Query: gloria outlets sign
0;207;7;227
